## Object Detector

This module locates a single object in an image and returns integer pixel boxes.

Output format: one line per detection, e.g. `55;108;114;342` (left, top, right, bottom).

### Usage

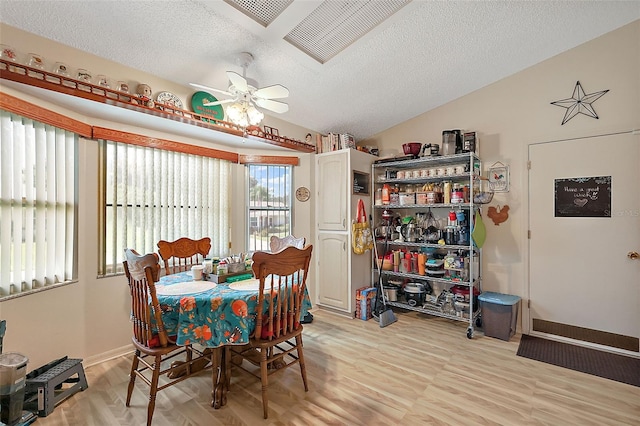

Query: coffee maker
442;130;462;155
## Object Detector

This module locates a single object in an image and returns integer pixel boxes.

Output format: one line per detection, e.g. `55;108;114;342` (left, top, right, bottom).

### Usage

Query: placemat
156;281;217;296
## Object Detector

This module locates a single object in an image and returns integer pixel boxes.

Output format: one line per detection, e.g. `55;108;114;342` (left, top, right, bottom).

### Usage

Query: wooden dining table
155;271;312;408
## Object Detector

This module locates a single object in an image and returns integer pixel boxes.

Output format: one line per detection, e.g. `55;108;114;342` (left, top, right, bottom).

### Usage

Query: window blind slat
23;118;35;289
0;112;11;293
34;122;47;286
10;118;22;291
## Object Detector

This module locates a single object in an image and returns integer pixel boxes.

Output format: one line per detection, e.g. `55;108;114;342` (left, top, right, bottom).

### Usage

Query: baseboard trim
532;319;639;352
84;344;134;368
315;305;354;318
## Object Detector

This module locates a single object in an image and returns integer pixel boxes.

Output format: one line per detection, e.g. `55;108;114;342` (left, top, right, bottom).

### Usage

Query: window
247;164;292;252
0;110;78;297
99;140;231;275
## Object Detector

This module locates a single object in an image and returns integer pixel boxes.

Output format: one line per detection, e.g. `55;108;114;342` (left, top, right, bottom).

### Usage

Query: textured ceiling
1;1;639;142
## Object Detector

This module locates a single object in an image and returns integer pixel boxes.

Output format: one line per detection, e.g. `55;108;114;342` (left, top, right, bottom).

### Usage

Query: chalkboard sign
554;176;611;217
352;170;370;195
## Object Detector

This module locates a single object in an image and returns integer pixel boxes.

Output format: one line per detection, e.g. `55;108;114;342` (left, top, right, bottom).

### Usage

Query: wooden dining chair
232;245;313;419
123;248;214;426
269;235;305;252
157;237;211;275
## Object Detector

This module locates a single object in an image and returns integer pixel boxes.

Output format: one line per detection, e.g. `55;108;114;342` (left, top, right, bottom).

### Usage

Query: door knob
628;251;639;260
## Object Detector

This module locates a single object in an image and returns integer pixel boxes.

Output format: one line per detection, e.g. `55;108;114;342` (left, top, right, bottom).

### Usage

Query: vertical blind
99;140;231;275
0;110;77;297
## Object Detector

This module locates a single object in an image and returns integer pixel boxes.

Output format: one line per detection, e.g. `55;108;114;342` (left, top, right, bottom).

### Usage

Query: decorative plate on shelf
155;91;183;109
191;91;225;122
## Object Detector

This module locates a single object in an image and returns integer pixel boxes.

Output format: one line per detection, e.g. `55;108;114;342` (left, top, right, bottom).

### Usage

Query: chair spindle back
251;245;313;341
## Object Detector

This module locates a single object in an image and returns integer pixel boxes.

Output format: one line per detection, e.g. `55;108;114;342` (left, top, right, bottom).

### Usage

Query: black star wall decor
550;81;609;125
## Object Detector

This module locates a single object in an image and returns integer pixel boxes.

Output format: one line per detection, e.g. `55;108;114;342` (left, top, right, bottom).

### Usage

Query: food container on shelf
415;192;428;204
426;259;445;276
399;193;415;205
425;191;441;204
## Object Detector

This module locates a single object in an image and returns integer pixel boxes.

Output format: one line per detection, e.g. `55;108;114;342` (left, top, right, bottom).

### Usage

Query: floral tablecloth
156;272;312;348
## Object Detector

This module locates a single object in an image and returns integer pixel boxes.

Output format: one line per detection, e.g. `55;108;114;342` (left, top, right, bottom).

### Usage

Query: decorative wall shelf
0;59;315;153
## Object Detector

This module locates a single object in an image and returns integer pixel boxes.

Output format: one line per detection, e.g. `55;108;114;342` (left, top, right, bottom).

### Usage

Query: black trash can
478;292;521;341
0;352;29;425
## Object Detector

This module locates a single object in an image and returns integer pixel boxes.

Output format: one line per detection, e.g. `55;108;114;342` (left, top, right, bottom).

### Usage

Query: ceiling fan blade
227;71;248;93
189;82;232;97
202;99;234;107
253;84;289;100
255;98;289;114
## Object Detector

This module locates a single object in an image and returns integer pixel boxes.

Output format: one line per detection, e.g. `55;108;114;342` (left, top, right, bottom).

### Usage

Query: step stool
24;358;88;417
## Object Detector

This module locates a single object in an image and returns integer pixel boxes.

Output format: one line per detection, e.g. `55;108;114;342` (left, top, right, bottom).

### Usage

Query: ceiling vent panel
284;0;412;64
223;0;293;27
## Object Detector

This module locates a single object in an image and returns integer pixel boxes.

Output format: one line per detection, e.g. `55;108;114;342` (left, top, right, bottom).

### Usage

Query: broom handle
370;214;390;311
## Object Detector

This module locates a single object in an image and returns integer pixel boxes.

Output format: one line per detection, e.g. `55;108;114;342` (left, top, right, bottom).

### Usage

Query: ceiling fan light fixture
246;105;264;125
194;51;288;129
226;101;264;127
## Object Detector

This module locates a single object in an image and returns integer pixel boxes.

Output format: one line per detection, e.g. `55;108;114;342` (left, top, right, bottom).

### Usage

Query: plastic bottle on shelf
403;251;412;273
382;183;390;205
375;187;383;205
443;181;451;204
417;253;426;275
410;253;418;274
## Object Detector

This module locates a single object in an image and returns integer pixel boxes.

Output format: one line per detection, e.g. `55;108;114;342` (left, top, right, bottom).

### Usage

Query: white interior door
528;132;640;353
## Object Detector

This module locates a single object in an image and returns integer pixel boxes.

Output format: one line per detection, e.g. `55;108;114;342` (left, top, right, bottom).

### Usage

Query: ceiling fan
190;52;289;126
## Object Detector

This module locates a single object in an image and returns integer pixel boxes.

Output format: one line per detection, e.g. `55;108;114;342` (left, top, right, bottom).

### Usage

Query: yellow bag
352;199;374;255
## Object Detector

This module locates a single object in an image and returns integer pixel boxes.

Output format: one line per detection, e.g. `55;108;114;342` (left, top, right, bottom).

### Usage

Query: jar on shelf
451;184;464;203
390;184;400;204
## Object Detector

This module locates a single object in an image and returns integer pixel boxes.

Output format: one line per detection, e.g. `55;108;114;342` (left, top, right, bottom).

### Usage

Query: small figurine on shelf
135;83;154;108
246;125;263;136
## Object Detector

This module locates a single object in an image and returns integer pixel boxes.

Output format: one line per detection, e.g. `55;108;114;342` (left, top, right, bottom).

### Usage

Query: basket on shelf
473;191;494;204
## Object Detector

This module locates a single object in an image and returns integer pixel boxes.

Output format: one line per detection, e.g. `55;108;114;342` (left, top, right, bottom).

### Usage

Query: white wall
0;24;317;368
363;20;640;331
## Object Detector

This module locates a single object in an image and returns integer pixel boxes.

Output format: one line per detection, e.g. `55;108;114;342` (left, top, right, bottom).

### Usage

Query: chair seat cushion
260;313;300;339
147;333;177;348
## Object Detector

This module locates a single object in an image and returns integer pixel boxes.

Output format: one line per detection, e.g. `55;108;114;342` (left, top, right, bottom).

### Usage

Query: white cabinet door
317;152;347;231
316;233;349;310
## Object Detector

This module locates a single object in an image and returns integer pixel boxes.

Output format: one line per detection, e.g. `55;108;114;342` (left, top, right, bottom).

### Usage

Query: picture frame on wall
264;126;279;140
488;161;509;192
352;170;370;195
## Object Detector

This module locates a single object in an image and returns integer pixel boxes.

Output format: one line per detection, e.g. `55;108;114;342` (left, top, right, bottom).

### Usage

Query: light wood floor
36;309;640;425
